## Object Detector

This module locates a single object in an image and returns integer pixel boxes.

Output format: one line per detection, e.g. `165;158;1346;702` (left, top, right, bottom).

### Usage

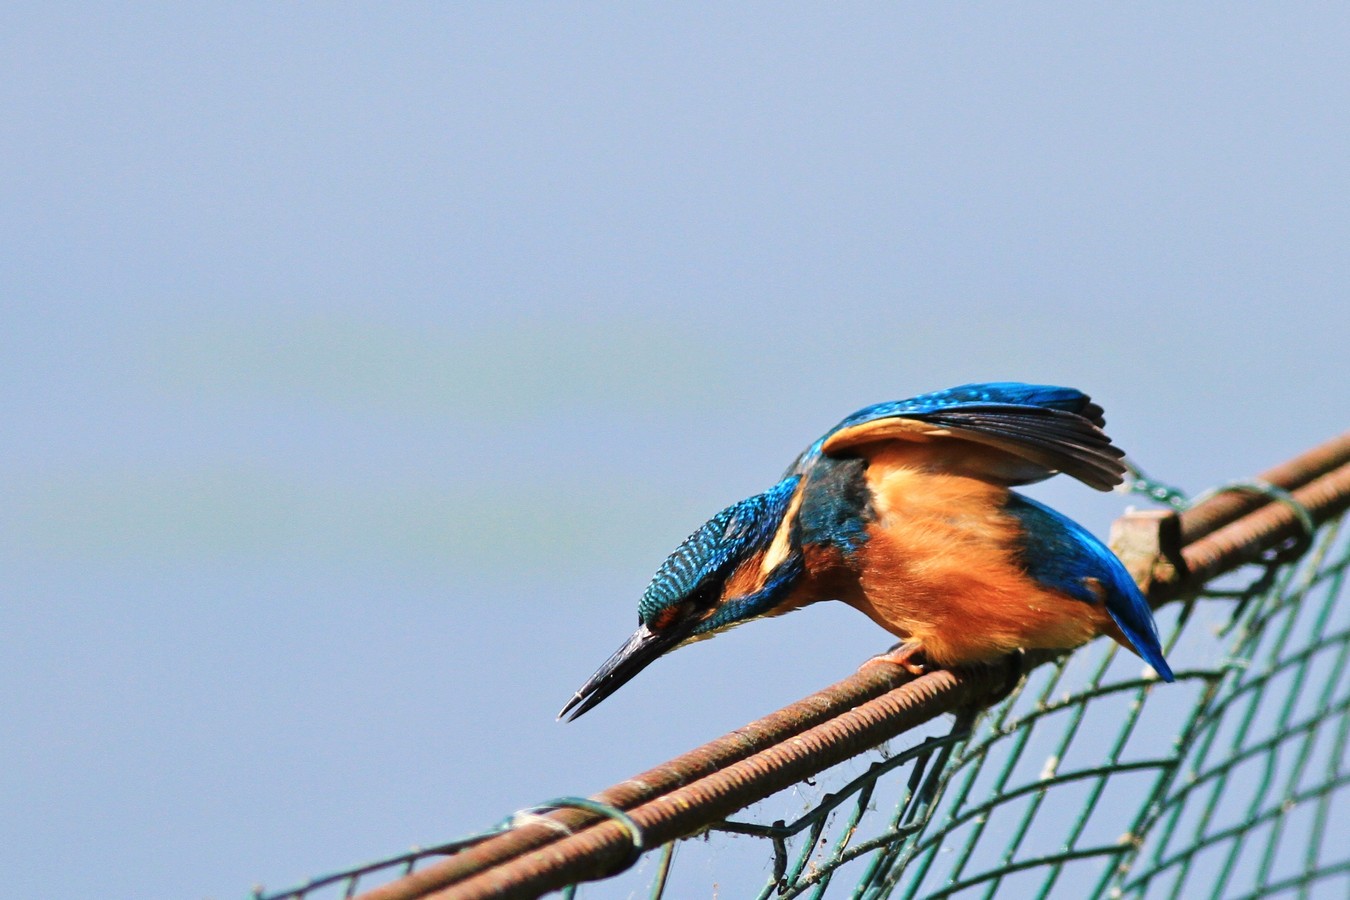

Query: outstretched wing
819;382;1126;491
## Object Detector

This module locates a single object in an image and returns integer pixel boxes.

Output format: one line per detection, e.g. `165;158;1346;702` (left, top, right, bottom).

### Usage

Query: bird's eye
693;581;726;611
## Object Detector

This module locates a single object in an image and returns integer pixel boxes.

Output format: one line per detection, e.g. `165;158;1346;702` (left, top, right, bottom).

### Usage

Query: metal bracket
1109;508;1189;603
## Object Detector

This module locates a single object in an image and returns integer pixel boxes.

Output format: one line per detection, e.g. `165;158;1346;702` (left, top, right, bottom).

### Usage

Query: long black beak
558;623;680;721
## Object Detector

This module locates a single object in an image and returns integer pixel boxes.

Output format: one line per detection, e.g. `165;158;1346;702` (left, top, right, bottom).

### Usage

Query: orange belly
829;455;1117;666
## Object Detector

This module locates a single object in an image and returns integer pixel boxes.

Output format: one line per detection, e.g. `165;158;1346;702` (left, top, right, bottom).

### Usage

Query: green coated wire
1250;522;1345;892
1120;460;1191;510
647;841;676;900
717;523;1342;898
255;507;1350;900
1118;525;1350;898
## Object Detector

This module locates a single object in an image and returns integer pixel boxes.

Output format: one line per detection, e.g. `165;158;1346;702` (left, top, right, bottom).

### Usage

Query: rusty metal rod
428;665;1014;900
1176;432;1350;544
354;664;919;900
356;431;1350;900
1180;461;1350;587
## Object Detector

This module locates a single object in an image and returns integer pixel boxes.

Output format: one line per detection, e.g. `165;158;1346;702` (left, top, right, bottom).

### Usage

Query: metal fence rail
256;431;1350;900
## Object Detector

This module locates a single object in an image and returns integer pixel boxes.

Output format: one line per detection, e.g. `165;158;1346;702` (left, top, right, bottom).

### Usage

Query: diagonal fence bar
430;666;1015;900
1178;460;1350;587
416;436;1350;900
1174;433;1350;545
353;663;921;900
257;430;1350;900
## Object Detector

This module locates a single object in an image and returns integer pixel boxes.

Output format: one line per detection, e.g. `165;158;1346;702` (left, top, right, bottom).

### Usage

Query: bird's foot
862;641;929;676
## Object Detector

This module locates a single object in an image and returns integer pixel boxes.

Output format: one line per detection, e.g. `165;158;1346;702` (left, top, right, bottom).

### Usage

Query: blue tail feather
1005;493;1174;682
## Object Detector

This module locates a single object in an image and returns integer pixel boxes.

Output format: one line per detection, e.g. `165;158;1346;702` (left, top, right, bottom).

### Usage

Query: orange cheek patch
650;606;682;630
802;542;847;571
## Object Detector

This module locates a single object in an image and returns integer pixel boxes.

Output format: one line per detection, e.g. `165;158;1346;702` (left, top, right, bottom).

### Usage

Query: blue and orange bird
559;382;1174;721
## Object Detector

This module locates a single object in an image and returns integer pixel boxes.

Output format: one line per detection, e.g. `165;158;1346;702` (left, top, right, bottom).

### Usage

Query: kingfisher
559;382;1174;721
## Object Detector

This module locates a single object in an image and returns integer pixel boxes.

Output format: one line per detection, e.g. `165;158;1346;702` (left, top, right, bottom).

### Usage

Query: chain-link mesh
254;444;1350;900
660;514;1349;899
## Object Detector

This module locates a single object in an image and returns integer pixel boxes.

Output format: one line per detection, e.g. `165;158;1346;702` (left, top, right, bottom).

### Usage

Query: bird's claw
862;641;929;676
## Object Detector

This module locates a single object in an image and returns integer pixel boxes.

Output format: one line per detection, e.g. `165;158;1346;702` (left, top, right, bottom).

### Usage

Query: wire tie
506;811;575;837
509;796;646;876
1189;478;1317;561
1119;459;1190;510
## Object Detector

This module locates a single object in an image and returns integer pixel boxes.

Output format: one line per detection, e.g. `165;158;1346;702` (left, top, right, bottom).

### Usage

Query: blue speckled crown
638;475;800;625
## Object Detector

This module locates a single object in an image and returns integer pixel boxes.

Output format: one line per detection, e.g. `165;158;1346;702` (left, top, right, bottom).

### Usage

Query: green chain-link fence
687;512;1348;899
256;435;1350;900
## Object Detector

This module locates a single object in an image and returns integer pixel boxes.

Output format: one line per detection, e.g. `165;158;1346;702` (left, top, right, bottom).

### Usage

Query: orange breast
832;450;1116;666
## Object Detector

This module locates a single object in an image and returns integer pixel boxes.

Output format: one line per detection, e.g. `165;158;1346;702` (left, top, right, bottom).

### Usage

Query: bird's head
559;475;804;721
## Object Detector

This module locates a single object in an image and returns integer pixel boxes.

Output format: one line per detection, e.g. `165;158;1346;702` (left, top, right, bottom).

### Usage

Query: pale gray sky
3;5;1348;898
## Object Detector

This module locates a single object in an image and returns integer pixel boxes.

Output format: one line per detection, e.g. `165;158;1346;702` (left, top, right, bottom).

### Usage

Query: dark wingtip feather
925;406;1128;491
820;383;1129;491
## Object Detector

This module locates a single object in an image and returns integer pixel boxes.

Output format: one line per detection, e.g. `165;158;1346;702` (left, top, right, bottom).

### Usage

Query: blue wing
1005;492;1174;681
834;382;1107;427
811;382;1126;491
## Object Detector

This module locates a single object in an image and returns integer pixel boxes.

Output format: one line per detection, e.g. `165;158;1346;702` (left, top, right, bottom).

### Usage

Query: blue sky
3;5;1348;898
